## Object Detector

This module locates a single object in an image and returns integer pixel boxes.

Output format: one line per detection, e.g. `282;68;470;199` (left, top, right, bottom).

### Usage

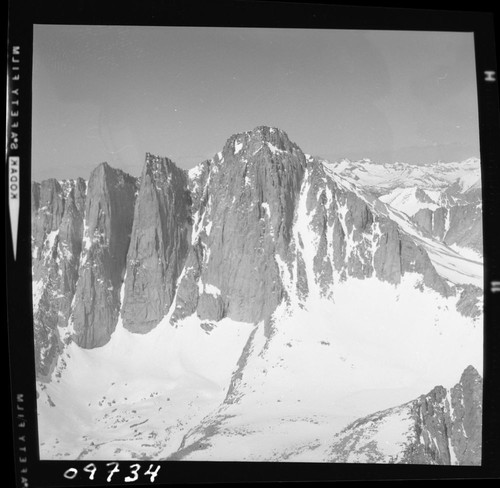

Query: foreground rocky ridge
326;365;482;465
31;127;483;378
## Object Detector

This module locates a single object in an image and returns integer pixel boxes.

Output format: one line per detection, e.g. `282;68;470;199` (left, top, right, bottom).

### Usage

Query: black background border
5;0;500;486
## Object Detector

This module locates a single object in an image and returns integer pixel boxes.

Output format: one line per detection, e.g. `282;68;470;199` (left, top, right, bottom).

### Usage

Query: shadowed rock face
444;204;482;254
32;178;87;378
375;218;451;296
172;126;306;325
326;366;482;465
122;154;192;333
412;203;482;256
71;163;137;348
412;208;434;236
409;177;482;257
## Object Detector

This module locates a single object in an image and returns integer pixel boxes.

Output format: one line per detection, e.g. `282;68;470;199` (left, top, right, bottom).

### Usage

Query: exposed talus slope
32;178;87;378
70;163;138;348
326;366;482;465
122;154;192;333
171;126;306;325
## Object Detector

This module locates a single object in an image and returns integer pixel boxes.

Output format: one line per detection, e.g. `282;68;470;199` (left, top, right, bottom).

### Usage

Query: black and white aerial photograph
31;24;484;464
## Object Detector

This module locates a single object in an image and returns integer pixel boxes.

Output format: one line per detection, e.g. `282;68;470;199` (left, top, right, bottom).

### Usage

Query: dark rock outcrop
455;284;483;319
171;126;306;325
403;365;482;465
412;203;482;257
431;206;447;240
412;208;434;236
444;203;482;255
32;178;87;378
304;157;451;298
326;365;482;465
375;218;451;296
122;154;191;333
71;163;137;348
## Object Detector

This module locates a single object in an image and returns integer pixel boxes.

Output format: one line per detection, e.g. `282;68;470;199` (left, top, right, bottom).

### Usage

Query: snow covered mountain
329;157;482;259
330;157;480;195
32;126;483;463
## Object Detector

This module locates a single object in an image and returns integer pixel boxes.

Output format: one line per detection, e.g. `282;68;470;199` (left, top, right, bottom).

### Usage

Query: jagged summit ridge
220;125;302;161
32;127;482;359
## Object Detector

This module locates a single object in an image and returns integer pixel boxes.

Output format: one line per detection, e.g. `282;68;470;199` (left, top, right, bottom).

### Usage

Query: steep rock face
71;163;137;348
431;206;447;240
31;179;65;252
171;126;306;325
375;217;451;296
301;161;375;295
444;203;482;255
302;158;451;299
326;366;482;465
122;154;192;333
404;365;482;464
412;208;434;236
166;138;451;331
32;128;479;363
412;202;482;256
32;178;87;378
448;365;483;464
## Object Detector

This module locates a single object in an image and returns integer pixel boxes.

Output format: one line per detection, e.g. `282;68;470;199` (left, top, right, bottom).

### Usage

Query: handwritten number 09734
63;463;161;483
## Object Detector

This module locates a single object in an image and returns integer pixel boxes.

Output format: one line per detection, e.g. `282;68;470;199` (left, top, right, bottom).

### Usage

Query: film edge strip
7;45;21;261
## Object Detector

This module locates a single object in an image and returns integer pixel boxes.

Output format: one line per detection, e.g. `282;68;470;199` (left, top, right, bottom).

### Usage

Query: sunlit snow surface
379;187;440;216
169;276;481;461
37;275;481;461
37;317;254;460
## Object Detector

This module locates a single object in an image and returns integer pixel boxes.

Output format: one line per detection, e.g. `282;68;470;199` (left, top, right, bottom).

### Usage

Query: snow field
37;315;254;459
175;273;482;461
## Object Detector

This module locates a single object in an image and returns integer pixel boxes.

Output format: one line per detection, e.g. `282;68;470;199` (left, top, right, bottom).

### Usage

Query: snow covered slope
167;276;481;462
37;314;254;460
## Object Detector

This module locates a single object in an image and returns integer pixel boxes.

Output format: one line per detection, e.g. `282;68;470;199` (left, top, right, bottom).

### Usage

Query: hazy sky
32;25;480;180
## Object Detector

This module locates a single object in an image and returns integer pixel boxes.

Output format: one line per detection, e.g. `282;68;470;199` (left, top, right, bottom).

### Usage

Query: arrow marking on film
9;157;20;261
